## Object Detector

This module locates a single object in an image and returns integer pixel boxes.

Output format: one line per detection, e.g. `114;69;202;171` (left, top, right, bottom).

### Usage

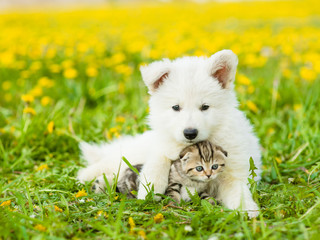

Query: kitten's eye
195;166;203;172
212;164;219;170
172;105;181;111
200;104;209;111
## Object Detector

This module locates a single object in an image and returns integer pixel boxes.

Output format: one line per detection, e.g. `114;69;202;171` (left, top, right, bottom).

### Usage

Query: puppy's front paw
91;178;106;193
247;210;259;219
244;201;259;218
137;187;148;200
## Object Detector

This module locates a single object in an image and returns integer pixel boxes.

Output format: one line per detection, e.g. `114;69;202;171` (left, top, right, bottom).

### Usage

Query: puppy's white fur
77;50;261;218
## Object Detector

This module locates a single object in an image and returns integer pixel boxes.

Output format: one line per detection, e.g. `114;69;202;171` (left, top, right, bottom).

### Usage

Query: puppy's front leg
217;177;259;218
137;154;171;200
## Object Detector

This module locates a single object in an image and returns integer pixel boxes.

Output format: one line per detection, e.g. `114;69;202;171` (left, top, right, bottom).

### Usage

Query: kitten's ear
140;59;171;94
215;145;228;157
179;148;192;160
208;50;238;89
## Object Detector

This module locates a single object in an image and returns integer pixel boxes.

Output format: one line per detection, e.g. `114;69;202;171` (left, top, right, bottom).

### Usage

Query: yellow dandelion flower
111;53;126;65
96;210;104;217
138;230;146;239
236;86;246;95
21;94;34;103
243;54;257;67
75;188;87;198
36;164;48;171
105;131;112;140
247;85;255;94
65;48;74;57
38;77;55;88
23;107;36;115
149;49;162;60
300;67;317;82
294;104;302;112
20;70;30;79
128;217;135;233
282;68;291;78
4;93;12;102
153;213;164;223
108;127;121;138
115;116;125;123
41;96;52;106
29;86;43;97
1;51;14;66
2;81;11;90
314;61;320;74
77;43;88;53
114;64;133;76
54;205;63;212
86;66;98;77
0;200;11;207
246;101;258;113
10;126;15;133
34;224;46;232
46;48;57;59
47;121;55;133
95;210;108;219
29;61;42;71
63;68;78;79
275;157;282;164
237;74;251;86
267;127;275;135
61;59;74;69
49;64;61;73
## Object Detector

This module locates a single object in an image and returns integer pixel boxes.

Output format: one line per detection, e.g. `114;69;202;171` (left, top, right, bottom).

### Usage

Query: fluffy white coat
77;50;261;218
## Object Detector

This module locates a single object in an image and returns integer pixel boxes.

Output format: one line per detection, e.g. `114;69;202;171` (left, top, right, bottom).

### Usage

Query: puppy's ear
209;50;238;89
140;59;171;94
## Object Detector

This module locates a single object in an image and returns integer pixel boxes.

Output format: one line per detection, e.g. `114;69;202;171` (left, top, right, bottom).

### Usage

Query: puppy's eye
195;166;203;172
211;164;219;170
172;105;180;111
200;104;209;111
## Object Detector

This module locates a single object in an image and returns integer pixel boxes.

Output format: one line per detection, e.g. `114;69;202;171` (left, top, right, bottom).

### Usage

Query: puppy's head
140;50;239;145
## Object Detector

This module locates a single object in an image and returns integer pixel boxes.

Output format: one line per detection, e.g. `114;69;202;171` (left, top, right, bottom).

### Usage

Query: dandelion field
1;0;320;239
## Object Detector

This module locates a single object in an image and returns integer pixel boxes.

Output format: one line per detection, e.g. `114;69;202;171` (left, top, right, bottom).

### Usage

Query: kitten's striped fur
115;141;227;203
117;164;143;199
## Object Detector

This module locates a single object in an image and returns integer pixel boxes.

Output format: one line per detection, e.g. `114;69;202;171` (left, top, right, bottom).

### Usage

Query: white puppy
77;50;261;218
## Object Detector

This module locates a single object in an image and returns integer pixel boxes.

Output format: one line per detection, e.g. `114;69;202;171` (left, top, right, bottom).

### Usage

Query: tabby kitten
116;141;227;203
165;141;227;204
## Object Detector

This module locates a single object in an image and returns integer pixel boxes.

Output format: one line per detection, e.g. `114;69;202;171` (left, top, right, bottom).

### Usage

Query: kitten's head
179;141;227;182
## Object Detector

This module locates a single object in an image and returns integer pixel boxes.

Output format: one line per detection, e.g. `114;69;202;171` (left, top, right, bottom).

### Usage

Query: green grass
1;21;320;240
1;62;319;240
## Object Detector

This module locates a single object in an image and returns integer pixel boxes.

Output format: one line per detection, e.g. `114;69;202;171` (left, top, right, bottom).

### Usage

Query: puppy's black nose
183;128;198;140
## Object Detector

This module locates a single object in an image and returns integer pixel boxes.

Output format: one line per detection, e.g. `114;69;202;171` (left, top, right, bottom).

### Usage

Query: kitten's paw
206;198;217;205
168;201;177;206
91;177;106;193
